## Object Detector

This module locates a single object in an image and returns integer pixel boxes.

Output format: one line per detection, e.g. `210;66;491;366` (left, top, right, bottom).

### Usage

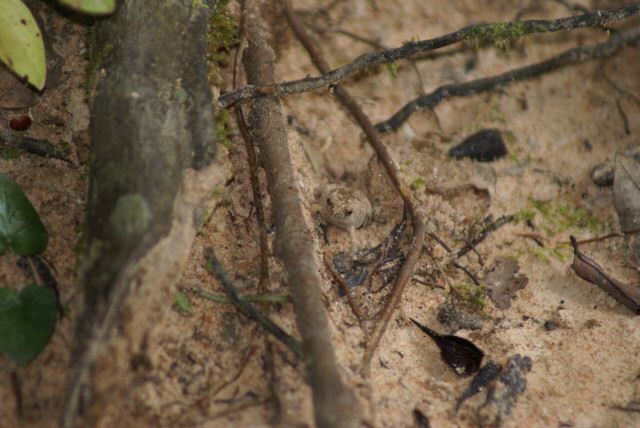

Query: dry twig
232;5;271;291
219;3;640;108
242;2;362;426
376;26;640;132
205;248;303;358
278;0;427;379
0;130;69;161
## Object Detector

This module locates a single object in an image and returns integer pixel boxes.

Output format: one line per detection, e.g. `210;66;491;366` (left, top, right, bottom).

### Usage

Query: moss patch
451;283;487;313
208;0;239;86
528;197;605;235
215;109;233;149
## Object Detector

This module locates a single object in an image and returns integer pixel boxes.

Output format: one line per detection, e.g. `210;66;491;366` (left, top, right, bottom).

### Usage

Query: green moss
467;22;526;41
514;209;535;223
215;109;233;149
527;244;570;263
385;62;400;78
2;147;21;160
211;187;232;206
451;283;487;313
529;246;550;263
208;0;239;86
410;177;426;190
466;22;527;50
527;197;605;235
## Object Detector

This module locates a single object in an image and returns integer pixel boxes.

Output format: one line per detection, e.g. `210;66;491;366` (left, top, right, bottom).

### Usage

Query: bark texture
242;1;362;427
62;1;220;426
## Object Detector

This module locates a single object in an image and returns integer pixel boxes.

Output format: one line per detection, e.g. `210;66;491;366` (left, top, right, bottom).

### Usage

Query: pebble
448;129;507;162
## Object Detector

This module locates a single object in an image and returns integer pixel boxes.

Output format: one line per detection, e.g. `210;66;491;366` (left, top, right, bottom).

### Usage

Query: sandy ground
1;0;640;427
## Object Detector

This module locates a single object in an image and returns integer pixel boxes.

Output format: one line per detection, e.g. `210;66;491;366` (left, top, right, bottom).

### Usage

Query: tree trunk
62;1;223;426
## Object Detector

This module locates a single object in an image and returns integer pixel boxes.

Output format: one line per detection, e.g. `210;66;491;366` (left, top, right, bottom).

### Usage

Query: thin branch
205;248;303;358
193;287;290;304
376;25;640;132
219;3;640;108
0;130;69;161
328;26;426;93
278;0;427;381
456;215;516;259
233;5;271;292
242;3;362;426
211;345;258;398
323;252;365;326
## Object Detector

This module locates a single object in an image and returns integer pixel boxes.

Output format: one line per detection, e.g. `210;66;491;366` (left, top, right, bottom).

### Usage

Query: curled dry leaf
570;236;640;314
410;318;484;377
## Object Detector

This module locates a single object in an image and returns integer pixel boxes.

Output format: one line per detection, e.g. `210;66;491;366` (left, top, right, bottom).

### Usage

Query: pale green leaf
57;0;116;15
0;0;46;90
175;292;193;315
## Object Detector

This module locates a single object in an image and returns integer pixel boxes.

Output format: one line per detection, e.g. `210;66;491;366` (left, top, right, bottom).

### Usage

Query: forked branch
219;3;640;107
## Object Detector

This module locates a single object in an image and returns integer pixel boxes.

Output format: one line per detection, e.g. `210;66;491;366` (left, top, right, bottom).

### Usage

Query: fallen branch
192;286;290;304
232;8;271;292
279;0;427;381
242;2;362;426
219;3;640;108
456;215;516;259
205;249;303;357
0;129;69;161
376;25;640;132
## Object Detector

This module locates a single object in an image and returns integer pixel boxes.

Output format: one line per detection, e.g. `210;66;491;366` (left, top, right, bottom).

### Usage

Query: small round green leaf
57;0;116;15
0;173;48;256
0;0;46;90
0;284;57;366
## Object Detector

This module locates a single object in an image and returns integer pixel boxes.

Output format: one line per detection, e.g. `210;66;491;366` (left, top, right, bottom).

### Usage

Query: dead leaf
411;318;484;377
484;258;529;310
570;236;640;314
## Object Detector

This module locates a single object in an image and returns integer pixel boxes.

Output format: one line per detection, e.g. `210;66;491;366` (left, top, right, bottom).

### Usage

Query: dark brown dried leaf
570;236;640;314
411;318;484;377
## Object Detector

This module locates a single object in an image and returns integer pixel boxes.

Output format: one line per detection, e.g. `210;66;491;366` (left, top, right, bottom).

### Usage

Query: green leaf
0;173;48;256
0;0;46;90
57;0;116;15
175;292;193;314
0;284;57;365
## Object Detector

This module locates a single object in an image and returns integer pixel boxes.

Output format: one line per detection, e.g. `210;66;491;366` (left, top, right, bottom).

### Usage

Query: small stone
591;161;614;187
448;129;507;162
543;320;559;331
437;299;484;331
